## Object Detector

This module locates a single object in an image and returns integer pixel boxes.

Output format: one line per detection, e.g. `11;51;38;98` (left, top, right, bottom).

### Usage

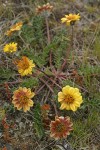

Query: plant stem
71;25;74;51
59;25;74;73
45;16;50;44
45;16;53;69
39;77;54;93
36;84;46;95
35;68;62;89
71;25;75;63
4;83;11;101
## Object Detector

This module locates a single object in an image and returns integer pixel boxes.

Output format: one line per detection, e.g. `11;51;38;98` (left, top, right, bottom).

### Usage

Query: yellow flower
61;13;80;26
10;22;23;31
5;30;12;36
16;56;35;76
58;85;83;111
50;116;73;140
12;87;35;112
5;22;23;36
3;42;17;53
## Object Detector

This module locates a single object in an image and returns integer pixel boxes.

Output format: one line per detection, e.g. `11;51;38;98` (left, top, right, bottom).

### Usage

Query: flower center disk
20;95;28;103
21;62;30;70
56;123;66;132
64;94;74;104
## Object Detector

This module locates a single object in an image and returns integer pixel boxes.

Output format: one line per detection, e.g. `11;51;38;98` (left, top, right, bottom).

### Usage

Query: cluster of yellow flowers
12;85;82;139
12;85;83;112
3;22;22;53
4;22;35;76
50;14;81;139
3;3;82;140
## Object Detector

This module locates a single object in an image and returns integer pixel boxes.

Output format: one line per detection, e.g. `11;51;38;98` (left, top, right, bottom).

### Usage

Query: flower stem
71;25;74;51
45;16;53;69
45;16;50;44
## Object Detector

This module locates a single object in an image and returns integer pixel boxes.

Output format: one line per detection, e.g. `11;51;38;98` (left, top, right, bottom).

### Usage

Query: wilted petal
50;116;73;140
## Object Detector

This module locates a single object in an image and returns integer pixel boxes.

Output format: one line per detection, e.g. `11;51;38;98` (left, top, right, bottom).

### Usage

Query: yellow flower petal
28;100;34;106
65;105;70;110
60;103;67;110
17;105;22;110
70;104;76;111
61;18;67;23
58;92;64;102
23;104;30;112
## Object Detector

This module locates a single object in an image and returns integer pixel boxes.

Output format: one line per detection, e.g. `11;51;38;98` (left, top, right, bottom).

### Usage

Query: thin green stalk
45;16;53;69
71;25;74;51
45;16;50;44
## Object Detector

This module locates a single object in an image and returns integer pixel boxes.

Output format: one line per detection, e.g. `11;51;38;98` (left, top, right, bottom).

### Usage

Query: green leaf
0;68;15;83
20;77;39;88
33;103;45;138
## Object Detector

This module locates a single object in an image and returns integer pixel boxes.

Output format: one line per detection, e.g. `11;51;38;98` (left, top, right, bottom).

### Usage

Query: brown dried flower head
36;3;53;14
50;116;73;140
